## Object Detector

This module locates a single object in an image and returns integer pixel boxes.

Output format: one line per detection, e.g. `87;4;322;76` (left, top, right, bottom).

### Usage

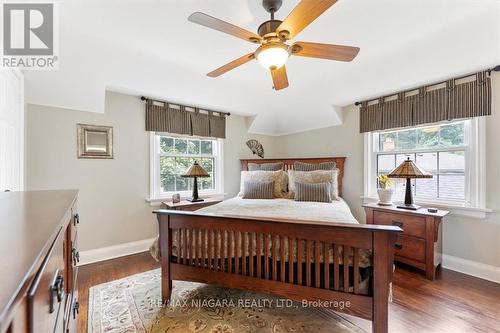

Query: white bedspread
197;197;359;225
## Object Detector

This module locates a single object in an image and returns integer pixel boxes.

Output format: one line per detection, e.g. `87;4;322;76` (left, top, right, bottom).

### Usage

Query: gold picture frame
77;124;114;159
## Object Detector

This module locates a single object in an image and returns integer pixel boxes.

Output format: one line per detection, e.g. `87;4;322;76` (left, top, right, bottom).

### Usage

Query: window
150;134;223;199
364;119;486;208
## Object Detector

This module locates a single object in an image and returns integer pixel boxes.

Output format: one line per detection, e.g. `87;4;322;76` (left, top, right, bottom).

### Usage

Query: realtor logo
1;2;59;69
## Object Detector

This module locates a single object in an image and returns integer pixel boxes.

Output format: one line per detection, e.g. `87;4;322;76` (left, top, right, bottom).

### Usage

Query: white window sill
361;196;492;219
146;192;226;207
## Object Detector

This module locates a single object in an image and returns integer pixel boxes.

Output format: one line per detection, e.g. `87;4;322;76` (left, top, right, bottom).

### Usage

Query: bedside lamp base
396;177;420;210
396;203;420;211
187;176;205;203
187;198;205;203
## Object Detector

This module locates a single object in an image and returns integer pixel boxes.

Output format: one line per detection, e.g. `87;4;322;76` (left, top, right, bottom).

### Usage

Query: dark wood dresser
0;190;80;333
364;203;449;280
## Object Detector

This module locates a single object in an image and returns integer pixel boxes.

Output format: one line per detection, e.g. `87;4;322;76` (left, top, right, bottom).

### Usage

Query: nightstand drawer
373;211;426;239
162;199;222;211
395;235;426;262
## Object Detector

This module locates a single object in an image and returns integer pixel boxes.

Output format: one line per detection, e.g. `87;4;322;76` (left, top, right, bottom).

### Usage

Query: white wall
26;91;276;251
0;70;24;191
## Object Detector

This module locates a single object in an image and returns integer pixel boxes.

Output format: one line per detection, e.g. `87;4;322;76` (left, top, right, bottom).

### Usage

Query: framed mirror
77;124;113;159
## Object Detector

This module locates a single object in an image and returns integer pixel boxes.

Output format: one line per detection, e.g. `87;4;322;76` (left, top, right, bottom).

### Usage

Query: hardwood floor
78;253;500;333
390;263;500;333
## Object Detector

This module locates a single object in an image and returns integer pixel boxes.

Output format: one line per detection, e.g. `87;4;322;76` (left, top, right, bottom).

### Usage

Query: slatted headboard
240;157;346;197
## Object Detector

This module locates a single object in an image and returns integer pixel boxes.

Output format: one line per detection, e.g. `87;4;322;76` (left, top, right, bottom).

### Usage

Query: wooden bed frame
155;157;401;333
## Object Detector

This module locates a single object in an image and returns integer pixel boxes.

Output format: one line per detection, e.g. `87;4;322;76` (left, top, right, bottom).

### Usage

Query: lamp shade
387;157;432;179
181;161;210;178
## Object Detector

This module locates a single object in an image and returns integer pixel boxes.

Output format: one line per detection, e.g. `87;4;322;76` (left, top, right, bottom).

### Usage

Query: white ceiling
25;0;500;135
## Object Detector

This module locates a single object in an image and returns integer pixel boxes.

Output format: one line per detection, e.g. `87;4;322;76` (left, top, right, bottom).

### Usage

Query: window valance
359;71;491;133
145;99;227;138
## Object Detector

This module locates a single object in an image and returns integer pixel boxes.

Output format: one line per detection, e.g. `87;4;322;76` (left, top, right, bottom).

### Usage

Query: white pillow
288;169;339;200
238;170;283;198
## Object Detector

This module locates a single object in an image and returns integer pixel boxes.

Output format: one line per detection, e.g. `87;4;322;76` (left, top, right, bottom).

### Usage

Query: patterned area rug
88;269;364;333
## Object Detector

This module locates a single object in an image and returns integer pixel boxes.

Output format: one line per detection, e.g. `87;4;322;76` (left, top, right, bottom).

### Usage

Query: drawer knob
49;274;64;313
395;243;403;250
73;301;80;319
392;220;403;228
72;248;80;265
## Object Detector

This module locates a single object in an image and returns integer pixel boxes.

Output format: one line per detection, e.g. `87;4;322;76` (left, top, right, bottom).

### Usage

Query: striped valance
145;100;227;138
359;71;491;133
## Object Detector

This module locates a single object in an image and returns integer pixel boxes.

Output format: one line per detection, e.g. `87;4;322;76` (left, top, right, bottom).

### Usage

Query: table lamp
181;161;210;202
387;157;432;210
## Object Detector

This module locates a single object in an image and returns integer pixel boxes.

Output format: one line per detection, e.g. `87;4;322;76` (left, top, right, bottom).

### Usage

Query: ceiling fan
188;0;360;90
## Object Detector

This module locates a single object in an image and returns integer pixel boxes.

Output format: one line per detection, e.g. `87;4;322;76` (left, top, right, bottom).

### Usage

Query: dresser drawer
28;228;65;333
373;210;426;238
395;235;426;263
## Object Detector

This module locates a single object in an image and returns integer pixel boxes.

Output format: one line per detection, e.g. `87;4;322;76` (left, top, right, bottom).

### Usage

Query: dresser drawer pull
73;300;80;319
74;213;80;226
395;243;403;250
72;248;80;265
392;220;403;228
49;273;64;313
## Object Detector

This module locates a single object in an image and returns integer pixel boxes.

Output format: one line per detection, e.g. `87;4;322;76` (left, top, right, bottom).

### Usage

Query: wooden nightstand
363;203;449;280
161;197;222;211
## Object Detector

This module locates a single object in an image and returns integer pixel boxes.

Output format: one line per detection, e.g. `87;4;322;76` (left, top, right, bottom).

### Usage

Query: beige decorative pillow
238;170;283;198
288;169;339;200
248;162;288;192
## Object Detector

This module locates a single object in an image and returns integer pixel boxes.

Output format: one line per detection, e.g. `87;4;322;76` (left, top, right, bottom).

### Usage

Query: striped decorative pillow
294;182;332;203
294;161;336;171
242;181;275;199
248;162;284;171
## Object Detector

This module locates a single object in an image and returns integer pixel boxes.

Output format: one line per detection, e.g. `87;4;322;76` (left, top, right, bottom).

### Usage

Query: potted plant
377;174;394;206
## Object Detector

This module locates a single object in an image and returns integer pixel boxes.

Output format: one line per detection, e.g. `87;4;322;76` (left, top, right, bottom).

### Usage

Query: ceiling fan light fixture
190;0;359;90
255;43;289;70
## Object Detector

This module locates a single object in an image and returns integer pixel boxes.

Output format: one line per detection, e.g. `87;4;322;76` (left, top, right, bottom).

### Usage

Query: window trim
149;132;224;201
363;118;488;216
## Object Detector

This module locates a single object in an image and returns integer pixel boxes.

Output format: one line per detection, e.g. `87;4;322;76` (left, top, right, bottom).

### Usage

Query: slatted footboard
155;210;401;333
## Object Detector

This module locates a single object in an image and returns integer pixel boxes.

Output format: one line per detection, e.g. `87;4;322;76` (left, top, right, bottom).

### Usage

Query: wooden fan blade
276;0;337;39
207;53;255;77
291;42;359;62
188;12;261;43
271;66;289;90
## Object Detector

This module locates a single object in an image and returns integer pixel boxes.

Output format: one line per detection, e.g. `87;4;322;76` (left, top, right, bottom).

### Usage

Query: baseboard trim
79;237;155;266
442;254;500;284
